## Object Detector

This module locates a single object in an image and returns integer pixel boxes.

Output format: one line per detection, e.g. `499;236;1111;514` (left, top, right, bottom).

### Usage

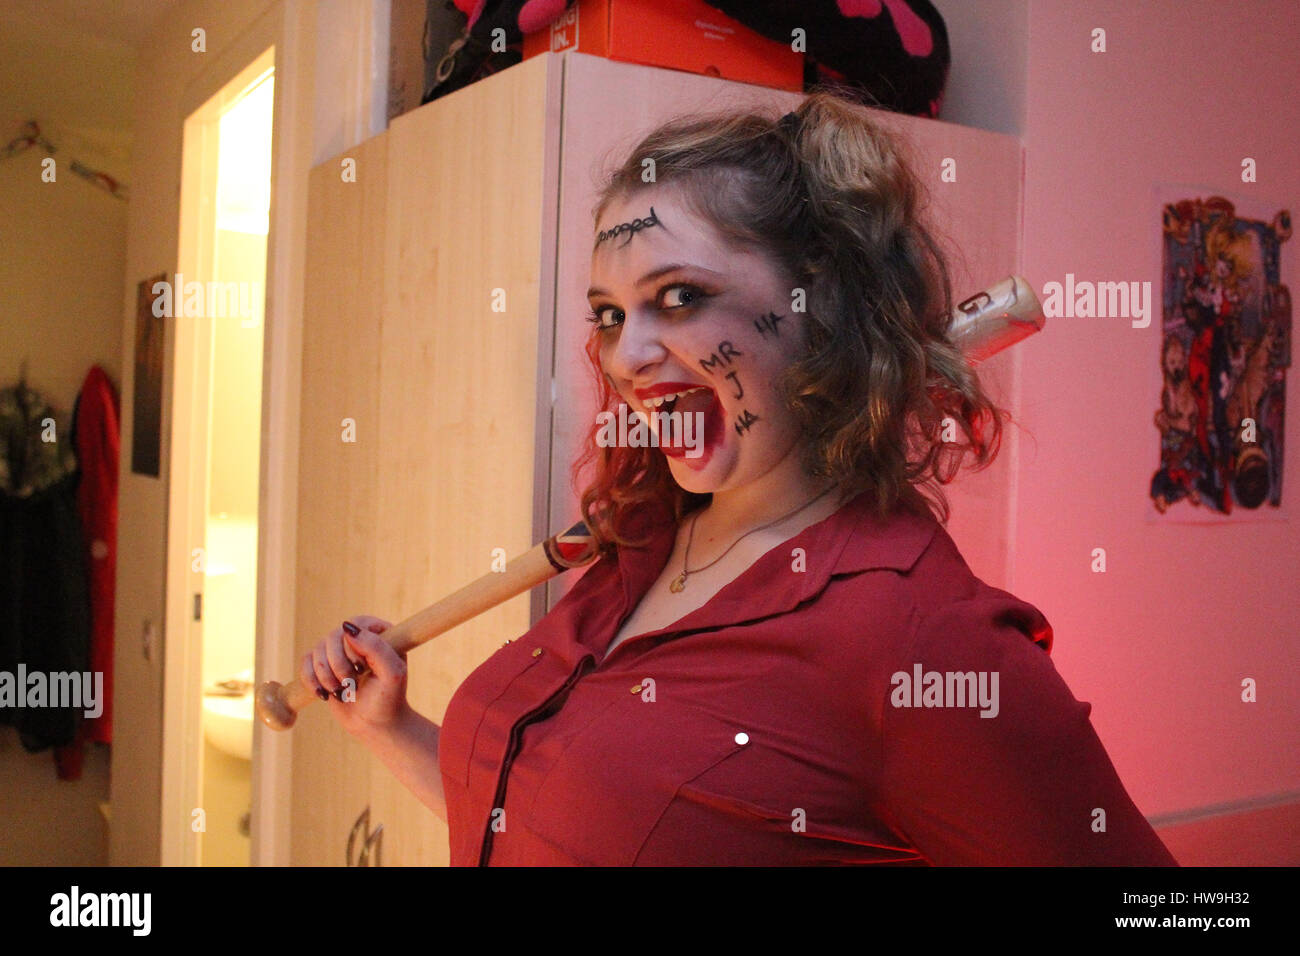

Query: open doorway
162;47;274;867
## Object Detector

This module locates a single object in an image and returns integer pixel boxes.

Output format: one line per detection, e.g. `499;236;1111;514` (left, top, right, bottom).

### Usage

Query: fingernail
333;688;345;701
352;660;365;675
341;620;361;636
316;687;330;701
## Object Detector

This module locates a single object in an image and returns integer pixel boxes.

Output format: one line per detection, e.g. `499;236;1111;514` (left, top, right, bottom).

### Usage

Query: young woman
304;91;1178;866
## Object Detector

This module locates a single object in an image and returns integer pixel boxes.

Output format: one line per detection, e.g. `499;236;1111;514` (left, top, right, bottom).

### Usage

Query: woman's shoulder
892;518;1054;659
822;508;1053;664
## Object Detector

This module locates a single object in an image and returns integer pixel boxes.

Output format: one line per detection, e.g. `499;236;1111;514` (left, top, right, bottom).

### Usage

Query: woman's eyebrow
587;263;723;299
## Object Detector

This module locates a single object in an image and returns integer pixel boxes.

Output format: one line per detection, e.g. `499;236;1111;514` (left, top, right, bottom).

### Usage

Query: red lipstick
633;381;709;402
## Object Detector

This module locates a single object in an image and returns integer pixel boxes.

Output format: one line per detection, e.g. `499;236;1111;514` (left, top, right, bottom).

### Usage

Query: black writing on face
698;340;754;431
698;341;743;375
595;206;661;248
733;409;761;436
724;370;743;399
753;312;785;338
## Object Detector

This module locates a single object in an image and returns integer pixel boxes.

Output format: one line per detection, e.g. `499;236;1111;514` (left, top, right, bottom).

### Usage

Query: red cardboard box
523;0;803;92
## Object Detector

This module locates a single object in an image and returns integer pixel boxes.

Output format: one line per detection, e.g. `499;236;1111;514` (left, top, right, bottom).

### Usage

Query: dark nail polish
341;620;361;636
352;660;365;675
333;687;345;701
316;687;330;701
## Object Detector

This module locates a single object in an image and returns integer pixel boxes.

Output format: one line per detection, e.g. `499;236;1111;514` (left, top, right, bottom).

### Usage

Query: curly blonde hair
574;87;1009;552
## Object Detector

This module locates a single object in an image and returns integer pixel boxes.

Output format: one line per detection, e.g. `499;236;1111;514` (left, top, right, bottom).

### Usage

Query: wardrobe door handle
359;824;384;867
346;806;370;867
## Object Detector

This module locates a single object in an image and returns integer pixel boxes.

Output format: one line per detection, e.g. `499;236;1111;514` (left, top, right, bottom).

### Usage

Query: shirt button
735;732;749;745
532;648;543;657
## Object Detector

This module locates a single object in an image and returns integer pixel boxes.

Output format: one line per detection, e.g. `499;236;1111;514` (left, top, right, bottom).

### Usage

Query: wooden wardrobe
292;51;1023;865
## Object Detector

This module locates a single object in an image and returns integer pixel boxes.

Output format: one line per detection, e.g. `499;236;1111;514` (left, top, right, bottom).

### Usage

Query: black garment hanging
0;375;92;752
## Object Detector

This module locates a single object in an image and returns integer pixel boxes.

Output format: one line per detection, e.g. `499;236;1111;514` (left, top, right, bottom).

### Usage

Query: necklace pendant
669;571;687;593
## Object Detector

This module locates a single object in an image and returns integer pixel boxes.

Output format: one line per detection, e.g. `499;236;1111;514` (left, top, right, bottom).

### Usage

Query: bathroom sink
203;693;253;760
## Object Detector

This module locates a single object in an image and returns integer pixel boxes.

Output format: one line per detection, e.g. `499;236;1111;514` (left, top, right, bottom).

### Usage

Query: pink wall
1015;0;1299;833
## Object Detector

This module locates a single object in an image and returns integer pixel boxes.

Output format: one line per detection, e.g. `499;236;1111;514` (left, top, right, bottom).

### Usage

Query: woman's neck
691;448;848;545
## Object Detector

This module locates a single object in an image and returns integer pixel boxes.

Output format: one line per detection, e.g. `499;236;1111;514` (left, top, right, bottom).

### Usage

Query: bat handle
259;658;379;729
255;517;601;731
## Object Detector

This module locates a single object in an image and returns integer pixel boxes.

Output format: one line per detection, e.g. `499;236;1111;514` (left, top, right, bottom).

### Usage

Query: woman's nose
604;311;667;381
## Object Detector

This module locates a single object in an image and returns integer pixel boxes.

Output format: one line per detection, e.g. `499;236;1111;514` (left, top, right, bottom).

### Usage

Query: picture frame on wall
1149;187;1291;522
131;273;166;477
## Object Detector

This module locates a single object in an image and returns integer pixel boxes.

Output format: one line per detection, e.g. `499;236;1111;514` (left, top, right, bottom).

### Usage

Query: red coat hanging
72;366;119;746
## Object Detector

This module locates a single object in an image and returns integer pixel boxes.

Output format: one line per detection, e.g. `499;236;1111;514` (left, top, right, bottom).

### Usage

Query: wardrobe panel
291;132;389;865
369;53;558;865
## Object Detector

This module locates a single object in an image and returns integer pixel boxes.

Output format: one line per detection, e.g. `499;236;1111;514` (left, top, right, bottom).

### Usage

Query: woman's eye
586;284;706;332
662;284;699;309
587;306;622;330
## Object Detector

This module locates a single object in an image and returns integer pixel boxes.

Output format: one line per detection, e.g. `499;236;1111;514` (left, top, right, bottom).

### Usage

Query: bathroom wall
203;226;266;691
202;517;259;690
199;739;251;866
207;229;267;522
197;151;267;867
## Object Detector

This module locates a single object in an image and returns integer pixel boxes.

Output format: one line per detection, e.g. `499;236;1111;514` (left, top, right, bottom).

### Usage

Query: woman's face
587;187;809;494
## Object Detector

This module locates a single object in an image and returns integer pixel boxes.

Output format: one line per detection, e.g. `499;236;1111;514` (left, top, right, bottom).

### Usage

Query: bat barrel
949;275;1044;362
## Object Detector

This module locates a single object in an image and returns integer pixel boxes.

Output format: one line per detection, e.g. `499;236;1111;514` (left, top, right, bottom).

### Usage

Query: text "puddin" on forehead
595;206;661;248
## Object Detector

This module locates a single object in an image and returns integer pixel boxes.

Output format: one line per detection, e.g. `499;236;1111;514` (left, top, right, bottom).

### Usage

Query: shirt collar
609;488;940;637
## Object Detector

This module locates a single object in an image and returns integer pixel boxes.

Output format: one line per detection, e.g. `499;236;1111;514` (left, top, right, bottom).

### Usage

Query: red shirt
439;490;1178;866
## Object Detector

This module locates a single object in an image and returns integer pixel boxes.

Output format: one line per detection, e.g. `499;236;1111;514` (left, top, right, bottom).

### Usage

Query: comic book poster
1150;187;1291;521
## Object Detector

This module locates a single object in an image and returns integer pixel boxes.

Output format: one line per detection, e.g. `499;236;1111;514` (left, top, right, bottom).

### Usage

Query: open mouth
643;385;707;411
645;386;724;463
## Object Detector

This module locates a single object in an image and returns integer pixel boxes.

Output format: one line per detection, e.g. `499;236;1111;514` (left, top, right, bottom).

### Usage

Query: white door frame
161;2;310;867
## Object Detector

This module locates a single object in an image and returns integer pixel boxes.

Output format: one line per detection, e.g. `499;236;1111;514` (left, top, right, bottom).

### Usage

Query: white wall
0;9;131;867
0;145;124;867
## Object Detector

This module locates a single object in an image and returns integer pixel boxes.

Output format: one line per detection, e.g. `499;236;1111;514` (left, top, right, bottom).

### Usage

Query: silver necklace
668;484;838;594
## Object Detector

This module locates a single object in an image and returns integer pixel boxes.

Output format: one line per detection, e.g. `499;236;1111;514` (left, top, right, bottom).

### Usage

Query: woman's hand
301;614;410;741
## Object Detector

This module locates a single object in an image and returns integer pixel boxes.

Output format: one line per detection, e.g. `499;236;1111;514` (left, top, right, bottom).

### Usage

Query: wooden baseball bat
256;275;1044;730
256;522;599;730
